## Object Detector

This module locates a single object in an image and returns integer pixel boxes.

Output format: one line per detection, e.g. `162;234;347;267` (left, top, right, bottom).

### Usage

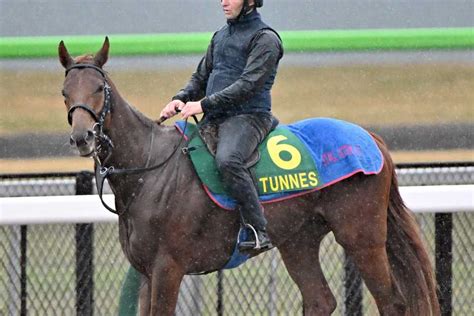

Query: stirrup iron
242;223;260;249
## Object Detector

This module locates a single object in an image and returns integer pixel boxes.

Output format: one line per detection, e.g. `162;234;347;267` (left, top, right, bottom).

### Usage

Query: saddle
198;116;279;169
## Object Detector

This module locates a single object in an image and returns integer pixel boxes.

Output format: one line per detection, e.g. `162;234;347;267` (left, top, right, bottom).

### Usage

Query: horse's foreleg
139;278;151;315
278;221;336;316
149;255;184;316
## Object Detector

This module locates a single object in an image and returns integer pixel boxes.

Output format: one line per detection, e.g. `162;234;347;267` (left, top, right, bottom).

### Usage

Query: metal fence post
344;254;363;316
435;213;453;316
20;225;27;316
75;171;94;315
217;270;223;316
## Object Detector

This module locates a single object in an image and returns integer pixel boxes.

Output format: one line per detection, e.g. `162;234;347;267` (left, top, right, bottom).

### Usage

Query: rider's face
220;0;246;19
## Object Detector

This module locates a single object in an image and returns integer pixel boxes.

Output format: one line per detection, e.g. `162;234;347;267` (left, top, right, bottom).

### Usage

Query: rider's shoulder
256;29;281;43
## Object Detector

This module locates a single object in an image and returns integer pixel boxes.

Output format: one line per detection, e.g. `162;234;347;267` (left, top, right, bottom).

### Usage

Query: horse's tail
386;164;440;315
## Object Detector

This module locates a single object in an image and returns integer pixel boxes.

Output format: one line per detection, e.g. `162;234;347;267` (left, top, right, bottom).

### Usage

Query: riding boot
214;113;275;250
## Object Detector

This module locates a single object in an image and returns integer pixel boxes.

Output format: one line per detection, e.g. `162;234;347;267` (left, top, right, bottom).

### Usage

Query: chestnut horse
58;38;439;315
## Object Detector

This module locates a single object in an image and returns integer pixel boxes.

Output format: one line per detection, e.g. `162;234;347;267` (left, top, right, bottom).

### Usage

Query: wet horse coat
59;38;439;315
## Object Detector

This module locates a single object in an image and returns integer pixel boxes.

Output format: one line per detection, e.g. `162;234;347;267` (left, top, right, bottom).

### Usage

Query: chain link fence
1;163;473;315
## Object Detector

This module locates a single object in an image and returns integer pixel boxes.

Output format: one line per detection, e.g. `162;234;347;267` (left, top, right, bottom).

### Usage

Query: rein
94;121;188;215
65;63;189;215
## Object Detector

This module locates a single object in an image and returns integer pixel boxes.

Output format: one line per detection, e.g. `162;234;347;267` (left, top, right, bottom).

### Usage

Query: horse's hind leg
278;219;336;315
344;242;406;315
323;175;407;315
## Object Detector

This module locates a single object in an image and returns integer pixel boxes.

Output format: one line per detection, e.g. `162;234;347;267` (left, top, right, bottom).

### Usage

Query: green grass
1;28;473;58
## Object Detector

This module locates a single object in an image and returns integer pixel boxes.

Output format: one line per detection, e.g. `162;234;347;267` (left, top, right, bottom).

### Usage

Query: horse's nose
70;130;94;147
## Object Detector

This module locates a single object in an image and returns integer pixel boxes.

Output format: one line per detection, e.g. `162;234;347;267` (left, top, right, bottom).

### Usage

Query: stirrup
238;224;273;251
243;223;261;249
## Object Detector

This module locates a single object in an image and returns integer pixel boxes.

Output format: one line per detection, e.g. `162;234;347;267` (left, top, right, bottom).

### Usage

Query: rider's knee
215;153;243;173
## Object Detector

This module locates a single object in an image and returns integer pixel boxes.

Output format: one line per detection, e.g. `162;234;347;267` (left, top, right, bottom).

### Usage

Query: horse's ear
58;40;74;69
94;36;109;68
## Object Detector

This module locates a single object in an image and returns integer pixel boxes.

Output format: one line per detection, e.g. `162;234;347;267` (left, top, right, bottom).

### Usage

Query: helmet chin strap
229;0;255;23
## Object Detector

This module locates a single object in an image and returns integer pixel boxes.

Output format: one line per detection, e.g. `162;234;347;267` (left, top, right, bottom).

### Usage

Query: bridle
66;64;112;127
64;63;188;215
66;64;115;160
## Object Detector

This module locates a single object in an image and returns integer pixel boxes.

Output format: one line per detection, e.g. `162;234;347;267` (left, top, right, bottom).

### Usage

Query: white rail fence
1;165;473;315
1;185;473;225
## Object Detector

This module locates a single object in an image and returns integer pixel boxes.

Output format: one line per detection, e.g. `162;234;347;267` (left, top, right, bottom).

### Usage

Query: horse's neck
100;83;188;213
104;99;144;165
104;88;181;174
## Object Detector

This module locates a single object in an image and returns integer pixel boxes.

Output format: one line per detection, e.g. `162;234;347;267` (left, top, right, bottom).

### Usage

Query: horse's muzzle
70;129;95;157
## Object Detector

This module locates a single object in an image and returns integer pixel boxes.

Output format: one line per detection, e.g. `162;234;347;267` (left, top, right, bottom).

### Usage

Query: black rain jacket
172;10;283;120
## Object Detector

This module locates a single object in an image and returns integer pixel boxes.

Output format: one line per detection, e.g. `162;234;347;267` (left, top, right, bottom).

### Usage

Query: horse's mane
74;54;95;64
127;102;156;128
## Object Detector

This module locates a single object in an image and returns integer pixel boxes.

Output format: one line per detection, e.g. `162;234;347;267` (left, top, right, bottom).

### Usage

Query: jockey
160;0;283;250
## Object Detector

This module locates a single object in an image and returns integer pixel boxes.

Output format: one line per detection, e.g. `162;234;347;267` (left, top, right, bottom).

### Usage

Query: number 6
267;135;302;170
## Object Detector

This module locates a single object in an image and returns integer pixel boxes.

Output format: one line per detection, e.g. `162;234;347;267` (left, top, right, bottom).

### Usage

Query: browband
65;64;107;78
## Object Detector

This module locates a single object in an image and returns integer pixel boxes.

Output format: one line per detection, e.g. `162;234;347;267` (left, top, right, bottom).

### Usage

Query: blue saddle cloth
288;118;383;183
202;117;384;209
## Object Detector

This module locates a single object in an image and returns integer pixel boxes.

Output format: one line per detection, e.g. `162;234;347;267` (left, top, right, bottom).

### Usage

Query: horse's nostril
69;135;76;146
70;131;92;147
86;130;95;142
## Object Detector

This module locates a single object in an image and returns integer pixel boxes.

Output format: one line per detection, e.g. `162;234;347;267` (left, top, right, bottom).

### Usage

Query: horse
58;37;439;315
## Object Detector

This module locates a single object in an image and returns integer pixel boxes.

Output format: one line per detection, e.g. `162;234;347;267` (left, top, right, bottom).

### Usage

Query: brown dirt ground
1;63;473;135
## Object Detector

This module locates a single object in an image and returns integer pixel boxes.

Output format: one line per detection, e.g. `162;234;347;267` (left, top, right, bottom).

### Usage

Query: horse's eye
61;90;67;97
95;85;104;94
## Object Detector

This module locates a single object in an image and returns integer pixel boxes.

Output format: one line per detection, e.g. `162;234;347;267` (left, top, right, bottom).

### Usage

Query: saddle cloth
175;117;384;210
